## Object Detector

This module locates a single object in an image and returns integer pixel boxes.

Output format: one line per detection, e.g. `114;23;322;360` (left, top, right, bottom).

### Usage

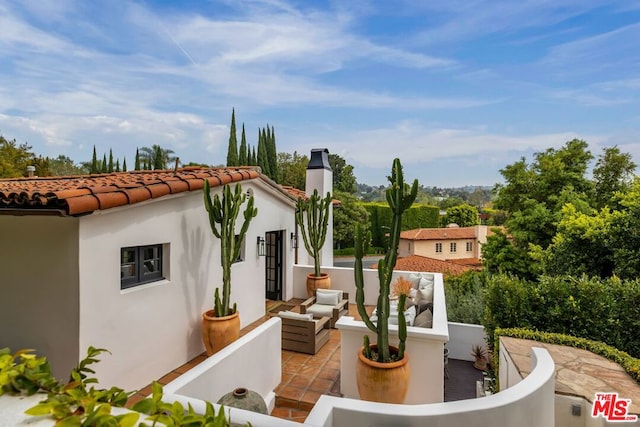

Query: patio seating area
127;299;485;423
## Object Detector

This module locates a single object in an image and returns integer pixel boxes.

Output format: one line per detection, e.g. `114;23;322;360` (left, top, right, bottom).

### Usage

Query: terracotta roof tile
0;167;261;216
372;255;478;276
400;226;494;240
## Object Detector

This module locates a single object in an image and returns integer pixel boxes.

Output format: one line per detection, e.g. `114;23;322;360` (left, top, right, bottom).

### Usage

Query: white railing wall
162;318;289;425
447;322;488;361
305;347;556;427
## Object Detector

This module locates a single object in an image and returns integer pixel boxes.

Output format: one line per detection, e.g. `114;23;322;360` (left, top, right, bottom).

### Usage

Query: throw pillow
417;281;434;304
414;308;433;328
407;273;422;289
418;277;434;290
316;291;339;306
316;289;343;302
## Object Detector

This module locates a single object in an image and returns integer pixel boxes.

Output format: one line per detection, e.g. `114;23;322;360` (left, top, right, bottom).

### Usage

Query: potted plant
295;189;332;297
472;344;488;370
353;158;418;403
202;180;257;356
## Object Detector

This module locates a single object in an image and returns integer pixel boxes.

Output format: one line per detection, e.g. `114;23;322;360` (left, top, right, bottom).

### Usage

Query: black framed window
450;242;457;253
121;244;163;289
435;243;442;253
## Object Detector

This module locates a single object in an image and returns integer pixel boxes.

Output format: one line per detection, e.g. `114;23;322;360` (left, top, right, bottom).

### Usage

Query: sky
1;0;639;187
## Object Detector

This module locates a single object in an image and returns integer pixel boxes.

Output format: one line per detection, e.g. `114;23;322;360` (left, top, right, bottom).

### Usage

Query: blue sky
1;0;639;187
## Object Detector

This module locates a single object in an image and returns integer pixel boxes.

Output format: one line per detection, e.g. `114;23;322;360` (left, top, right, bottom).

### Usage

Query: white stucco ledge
305;347;556;427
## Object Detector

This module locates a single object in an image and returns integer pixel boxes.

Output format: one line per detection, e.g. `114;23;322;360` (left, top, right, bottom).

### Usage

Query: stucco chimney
304;148;333;268
26;166;36;178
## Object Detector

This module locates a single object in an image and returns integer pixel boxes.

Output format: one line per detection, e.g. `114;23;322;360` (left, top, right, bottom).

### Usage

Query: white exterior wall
447;322;487;361
77;179;295;390
0;216;80;381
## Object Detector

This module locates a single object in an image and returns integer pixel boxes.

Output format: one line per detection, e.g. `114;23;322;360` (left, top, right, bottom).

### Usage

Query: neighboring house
0;150;333;391
398;224;492;262
384;254;477;276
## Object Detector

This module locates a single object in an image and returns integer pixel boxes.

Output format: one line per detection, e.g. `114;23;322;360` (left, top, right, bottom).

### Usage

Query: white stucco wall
0;216;80;381
77;178;296;390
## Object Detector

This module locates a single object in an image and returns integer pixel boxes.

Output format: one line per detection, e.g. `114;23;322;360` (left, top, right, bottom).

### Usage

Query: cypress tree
238;123;247;165
257;128;271;176
115;159;121;172
123;157;127;172
266;125;279;182
252;146;257;166
134;148;140;170
108;149;114;173
226;108;238;166
91;145;98;174
101;154;108;173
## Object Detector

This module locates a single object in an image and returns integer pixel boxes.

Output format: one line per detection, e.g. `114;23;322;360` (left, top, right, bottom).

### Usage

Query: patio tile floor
127;299;482;423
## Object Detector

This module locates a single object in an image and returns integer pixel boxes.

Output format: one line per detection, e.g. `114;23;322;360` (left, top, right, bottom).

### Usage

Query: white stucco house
0;149;333;392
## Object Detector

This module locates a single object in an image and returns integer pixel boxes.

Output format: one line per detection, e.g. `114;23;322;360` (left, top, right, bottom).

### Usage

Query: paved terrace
127;300;484;423
501;337;640;415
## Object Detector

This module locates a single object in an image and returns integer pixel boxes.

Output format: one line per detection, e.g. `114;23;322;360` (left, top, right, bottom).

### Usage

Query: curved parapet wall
305;347;555;427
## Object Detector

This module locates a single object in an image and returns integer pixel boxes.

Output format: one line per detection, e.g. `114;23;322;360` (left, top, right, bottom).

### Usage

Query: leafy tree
482;228;538;279
238;124;247;165
441;204;479;227
226;108;238;166
333;190;370;248
0;137;40;177
593;146;636;209
608;179;640;279
48;155;87;176
278;151;308;190
328;153;357;194
139;145;176;170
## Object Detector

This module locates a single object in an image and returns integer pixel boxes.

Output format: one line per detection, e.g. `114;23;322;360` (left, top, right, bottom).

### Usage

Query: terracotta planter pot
202;309;240;356
473;358;488;371
306;273;331;297
356;345;410;403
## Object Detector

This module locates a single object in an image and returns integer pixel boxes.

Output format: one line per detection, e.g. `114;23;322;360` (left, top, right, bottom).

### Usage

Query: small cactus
204;180;257;317
354;158;417;362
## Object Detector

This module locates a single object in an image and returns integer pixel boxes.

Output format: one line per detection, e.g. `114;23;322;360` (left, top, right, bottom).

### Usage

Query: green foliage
484;274;640;358
257;129;270;177
0;136;51;178
295;189;332;277
278;151;308;190
441;204;479;227
593;146;636;210
134;148;141;171
133;381;248;426
2;346;247;426
266;125;279;183
494;328;640;384
140;145;176;170
239;124;248;165
204;180;258;316
333;190;370;248
328;153;357;194
354;158;418;363
444;271;486;324
363;203;439;248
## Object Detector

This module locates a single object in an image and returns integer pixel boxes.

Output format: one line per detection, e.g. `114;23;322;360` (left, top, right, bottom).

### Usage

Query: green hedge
362;203;440;247
495;328;640;384
444;271;486;324
485;275;640;359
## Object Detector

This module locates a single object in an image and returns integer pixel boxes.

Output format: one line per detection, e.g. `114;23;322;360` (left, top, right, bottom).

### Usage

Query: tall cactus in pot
203;179;257;317
354;158;418;362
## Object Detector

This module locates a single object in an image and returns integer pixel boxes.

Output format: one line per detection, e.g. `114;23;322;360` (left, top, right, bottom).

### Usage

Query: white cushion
306;304;334;318
316;290;339;305
407;273;422;289
416;283;434;304
371;305;416;326
316;289;342;303
414;308;433;328
278;311;313;321
418;277;434;290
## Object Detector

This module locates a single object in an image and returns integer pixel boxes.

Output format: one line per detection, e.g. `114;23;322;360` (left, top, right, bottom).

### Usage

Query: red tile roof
372;255;477;276
281;185;341;206
400;226;492;240
0;167;264;216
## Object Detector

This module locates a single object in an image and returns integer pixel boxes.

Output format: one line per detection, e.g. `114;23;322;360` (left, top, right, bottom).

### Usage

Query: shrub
444;271;486;325
485;274;640;358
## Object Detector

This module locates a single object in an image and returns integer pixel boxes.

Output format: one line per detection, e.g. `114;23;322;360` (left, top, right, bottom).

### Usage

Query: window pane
122;248;136;263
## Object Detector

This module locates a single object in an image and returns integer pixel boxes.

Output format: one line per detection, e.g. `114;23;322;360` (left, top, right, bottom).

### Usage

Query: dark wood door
265;230;283;300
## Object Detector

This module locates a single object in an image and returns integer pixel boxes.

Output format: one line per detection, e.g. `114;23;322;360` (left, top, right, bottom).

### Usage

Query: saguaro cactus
295;189;332;277
203;179;258;317
354;158;418;362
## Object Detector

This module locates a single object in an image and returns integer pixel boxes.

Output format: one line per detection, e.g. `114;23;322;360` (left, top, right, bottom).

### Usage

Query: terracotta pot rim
203;309;239;321
358;344;409;369
306;272;329;279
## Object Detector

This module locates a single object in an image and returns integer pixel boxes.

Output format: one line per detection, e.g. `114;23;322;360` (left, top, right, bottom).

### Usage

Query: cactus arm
354;224;376;334
397;293;407;359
